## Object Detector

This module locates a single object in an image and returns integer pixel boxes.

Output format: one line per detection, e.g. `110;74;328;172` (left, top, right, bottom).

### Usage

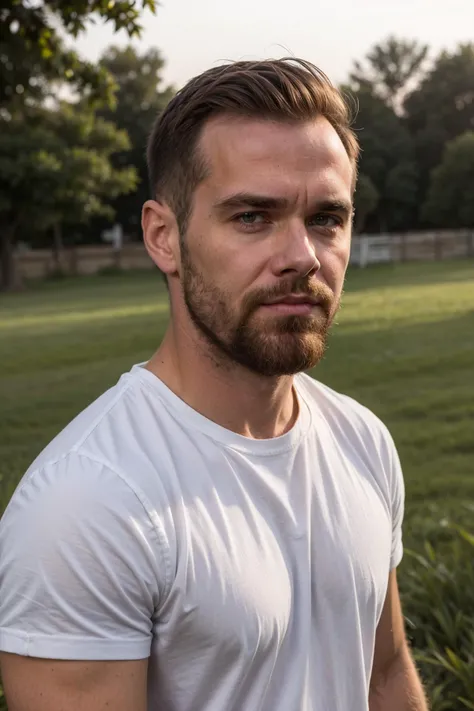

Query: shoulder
3;364;178;597
297;373;393;448
296;373;403;495
3;449;170;563
1;449;173;618
22;364;175;503
4;365;179;587
0;450;171;660
27;368;142;474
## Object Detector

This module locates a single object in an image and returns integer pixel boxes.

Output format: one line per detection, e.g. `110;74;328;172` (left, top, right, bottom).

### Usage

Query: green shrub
401;520;474;710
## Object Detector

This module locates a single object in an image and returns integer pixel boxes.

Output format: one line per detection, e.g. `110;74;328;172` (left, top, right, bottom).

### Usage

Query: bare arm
369;571;428;711
0;653;148;711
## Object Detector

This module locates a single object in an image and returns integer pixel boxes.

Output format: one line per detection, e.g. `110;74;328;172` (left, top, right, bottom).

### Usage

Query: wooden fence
350;230;474;267
15;244;154;281
14;230;474;281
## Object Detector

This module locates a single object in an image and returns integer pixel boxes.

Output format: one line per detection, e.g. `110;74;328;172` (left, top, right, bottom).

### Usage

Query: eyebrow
214;193;289;211
214;193;353;219
317;199;354;220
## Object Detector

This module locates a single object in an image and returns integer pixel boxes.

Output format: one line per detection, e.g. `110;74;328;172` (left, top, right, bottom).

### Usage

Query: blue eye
233;212;269;230
237;212;266;225
309;214;341;228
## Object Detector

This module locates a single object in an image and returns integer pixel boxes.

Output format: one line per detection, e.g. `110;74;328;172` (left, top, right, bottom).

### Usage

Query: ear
142;199;180;276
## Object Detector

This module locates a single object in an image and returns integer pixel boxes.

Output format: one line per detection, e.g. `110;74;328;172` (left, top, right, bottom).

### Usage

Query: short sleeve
0;452;167;660
384;431;405;570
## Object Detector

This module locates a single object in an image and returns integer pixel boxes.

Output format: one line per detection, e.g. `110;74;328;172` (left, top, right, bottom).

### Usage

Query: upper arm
0;452;166;663
371;569;408;686
0;653;147;711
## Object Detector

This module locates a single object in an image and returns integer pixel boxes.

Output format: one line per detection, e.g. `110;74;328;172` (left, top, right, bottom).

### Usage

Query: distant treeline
1;2;474;289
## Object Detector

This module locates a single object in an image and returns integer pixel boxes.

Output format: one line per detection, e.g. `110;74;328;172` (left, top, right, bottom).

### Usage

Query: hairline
161;111;358;233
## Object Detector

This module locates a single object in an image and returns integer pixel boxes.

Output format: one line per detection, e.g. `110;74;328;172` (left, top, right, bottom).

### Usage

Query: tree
404;44;474;207
353;174;379;233
347;85;418;232
0;1;156;111
350;36;428;112
97;46;175;236
0;105;137;288
384;161;419;231
0;0;158;290
40;104;138;265
422;132;474;228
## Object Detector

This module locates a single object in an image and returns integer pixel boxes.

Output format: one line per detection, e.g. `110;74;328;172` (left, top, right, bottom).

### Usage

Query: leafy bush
401;519;474;710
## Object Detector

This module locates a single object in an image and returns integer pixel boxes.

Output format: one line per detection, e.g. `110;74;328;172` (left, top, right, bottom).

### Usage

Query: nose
271;221;320;278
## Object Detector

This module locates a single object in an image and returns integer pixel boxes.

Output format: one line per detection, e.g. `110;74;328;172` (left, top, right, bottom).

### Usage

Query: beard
180;245;338;377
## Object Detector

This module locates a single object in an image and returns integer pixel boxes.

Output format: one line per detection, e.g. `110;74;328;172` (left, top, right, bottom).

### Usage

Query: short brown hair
147;58;359;233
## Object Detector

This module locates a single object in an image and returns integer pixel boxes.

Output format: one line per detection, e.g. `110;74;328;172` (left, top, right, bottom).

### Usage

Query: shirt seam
7;448;173;607
7;374;137;507
74;448;173;604
72;374;137;451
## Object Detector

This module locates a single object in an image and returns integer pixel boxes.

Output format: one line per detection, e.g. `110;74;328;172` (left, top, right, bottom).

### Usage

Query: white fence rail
350;236;392;267
13;230;474;282
350;230;474;267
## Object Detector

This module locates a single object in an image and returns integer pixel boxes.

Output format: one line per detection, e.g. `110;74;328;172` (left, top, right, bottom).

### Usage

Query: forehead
197;114;354;203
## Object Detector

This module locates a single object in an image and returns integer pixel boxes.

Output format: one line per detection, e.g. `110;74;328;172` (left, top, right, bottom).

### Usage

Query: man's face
178;115;354;376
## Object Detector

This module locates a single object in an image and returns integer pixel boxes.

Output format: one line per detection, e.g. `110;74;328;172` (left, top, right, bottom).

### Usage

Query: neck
145;321;298;440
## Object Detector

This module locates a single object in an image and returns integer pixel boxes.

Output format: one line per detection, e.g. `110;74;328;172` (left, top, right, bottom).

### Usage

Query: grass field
1;259;474;709
1;259;474;534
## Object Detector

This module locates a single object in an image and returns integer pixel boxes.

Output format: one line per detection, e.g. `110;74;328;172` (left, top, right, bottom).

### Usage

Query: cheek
189;242;249;303
212;240;267;294
318;242;350;294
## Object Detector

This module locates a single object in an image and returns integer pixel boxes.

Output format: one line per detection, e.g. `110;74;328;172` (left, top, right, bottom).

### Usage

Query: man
0;58;427;710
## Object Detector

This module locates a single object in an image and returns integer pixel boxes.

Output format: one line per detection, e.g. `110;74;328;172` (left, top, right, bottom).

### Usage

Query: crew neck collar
131;362;312;456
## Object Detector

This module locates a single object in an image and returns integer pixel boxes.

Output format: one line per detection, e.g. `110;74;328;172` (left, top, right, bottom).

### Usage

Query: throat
145;336;299;440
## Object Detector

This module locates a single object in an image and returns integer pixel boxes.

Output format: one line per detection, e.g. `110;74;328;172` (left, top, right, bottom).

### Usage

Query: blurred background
1;2;473;709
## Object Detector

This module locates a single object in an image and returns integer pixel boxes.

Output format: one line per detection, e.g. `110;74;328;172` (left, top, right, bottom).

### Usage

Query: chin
240;332;328;377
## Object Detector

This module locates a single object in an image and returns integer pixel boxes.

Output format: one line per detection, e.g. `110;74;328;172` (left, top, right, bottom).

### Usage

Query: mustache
242;278;334;317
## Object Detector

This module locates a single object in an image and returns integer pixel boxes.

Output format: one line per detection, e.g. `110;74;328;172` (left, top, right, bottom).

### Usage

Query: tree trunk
0;221;22;291
52;222;64;271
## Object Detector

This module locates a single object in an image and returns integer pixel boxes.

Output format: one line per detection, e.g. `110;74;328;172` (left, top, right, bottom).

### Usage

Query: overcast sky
75;0;473;89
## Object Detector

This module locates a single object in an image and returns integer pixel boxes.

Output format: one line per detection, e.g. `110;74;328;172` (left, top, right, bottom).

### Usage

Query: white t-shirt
0;364;404;711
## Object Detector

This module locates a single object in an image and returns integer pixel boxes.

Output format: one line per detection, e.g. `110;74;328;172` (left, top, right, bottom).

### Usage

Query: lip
260;297;322;316
265;295;321;306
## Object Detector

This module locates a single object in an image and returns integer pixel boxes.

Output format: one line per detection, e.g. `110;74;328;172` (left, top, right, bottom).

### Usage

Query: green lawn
1;260;474;535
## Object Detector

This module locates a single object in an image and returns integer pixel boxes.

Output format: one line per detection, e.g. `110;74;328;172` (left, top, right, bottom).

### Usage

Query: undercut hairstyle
147;58;359;234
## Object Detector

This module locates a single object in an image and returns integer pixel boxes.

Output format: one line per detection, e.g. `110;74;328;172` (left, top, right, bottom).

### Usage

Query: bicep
371;569;407;684
0;653;147;711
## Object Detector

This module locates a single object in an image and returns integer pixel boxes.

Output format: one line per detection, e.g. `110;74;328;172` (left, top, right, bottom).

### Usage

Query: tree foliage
348;37;474;232
353;173;379;233
404;44;474;201
2;27;474;289
0;104;137;286
97;45;175;235
422;132;474;228
0;0;157;290
348;85;418;232
0;1;156;111
350;35;428;112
